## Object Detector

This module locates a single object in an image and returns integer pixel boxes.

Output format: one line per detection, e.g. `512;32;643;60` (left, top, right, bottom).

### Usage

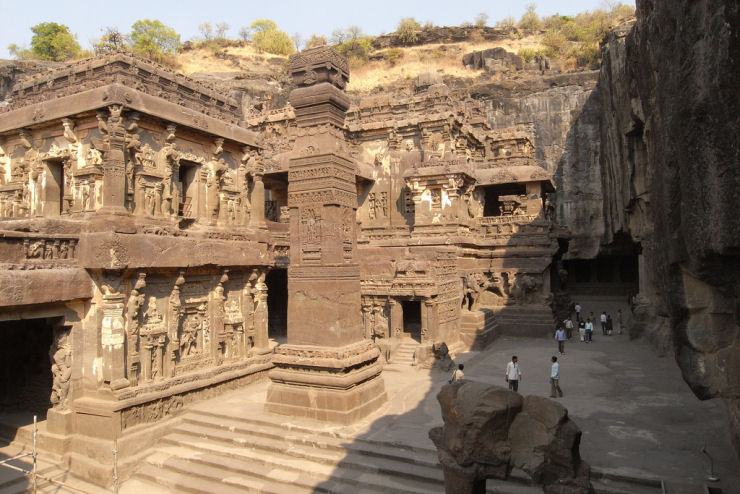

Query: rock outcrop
462;48;523;72
430;381;591;493
596;0;740;455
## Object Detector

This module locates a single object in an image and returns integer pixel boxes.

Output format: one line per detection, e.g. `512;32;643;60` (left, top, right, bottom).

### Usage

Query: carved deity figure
180;313;201;357
28;240;44;258
81;183;91;211
206;160;227;223
144;296;163;325
0;146;7;185
86;148;103;168
49;329;72;408
126;288;145;336
463;272;500;311
144;188;156;216
510;274;541;305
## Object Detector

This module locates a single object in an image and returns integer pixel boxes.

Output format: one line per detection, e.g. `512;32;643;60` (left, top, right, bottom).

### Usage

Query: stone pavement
4;313;736;493
123;322;739;492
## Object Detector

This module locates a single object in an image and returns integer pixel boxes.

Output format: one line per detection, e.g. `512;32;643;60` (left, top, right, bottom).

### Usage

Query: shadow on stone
429;380;592;494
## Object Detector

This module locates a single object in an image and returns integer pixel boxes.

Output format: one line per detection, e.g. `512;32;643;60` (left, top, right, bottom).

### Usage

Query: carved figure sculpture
49;329;72;408
126;288;145;336
144;296;163;325
28;240;44;258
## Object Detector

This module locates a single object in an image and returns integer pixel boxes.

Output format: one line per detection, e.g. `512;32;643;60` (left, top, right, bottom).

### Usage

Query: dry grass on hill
173;34;545;91
175;44;288;76
347;35;544;92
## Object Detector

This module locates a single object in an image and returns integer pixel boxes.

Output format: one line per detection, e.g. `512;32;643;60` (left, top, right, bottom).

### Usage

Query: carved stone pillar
253;269;269;349
212;281;226;361
266;47;386;424
250;172;266;228
423;299;437;343
101;292;128;390
388;299;403;338
100;106;127;213
361;302;372;339
242;278;256;347
141;339;153;382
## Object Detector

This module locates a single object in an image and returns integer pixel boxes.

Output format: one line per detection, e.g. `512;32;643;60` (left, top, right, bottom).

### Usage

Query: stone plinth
265;46;386;423
265;340;386;424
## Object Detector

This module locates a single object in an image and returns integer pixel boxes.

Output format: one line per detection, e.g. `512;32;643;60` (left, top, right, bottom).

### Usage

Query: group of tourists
449;302;628;401
449;354;562;400
565;303;624;346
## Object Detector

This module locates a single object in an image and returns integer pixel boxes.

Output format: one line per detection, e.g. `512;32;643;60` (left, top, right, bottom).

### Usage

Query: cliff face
471;72;603;259
599;0;740;453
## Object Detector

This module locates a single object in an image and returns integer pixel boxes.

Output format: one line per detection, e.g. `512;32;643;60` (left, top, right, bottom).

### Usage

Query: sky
0;0;632;59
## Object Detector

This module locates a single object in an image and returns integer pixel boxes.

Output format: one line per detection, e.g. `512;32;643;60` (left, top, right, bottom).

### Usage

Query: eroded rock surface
430;381;591;493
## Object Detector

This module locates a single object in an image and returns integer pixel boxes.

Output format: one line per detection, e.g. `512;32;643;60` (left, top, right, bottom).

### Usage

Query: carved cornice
4;52;239;118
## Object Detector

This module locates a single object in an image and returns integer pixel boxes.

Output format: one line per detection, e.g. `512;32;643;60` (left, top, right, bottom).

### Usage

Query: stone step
174;415;442;476
142;444;441;494
135;456;313;494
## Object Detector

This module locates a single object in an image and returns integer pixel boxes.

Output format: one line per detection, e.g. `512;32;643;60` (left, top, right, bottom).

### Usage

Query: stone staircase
126;408;448;493
390;338;420;366
124;408;552;494
494;306;555;337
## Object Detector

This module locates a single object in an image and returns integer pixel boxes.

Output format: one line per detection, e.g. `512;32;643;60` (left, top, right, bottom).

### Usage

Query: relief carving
49;327;72;409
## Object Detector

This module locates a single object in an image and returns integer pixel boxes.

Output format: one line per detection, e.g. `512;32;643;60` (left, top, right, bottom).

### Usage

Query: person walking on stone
555;325;567;355
505;356;522;392
574;302;582;322
585;318;594;342
578;319;586;342
600;311;608;335
616;309;624;335
550;356;563;398
564;316;574;339
606;314;614;335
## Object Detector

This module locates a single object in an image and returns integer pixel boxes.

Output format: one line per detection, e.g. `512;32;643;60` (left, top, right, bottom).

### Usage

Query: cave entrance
481;183;527;217
0;317;59;432
266;268;288;344
401;300;422;343
563;233;640;298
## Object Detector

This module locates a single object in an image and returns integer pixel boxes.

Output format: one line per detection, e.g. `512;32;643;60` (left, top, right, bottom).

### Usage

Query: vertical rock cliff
599;0;739;454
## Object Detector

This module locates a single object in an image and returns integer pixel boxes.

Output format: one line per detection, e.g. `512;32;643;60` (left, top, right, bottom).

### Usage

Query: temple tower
265;47;387;423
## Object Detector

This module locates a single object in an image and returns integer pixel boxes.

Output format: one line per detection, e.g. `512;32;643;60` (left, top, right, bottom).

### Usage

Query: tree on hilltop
250;19;295;55
129;19;181;61
19;22;83;61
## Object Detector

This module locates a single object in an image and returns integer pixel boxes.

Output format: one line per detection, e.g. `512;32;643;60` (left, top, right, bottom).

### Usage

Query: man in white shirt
600;311;608;335
550;356;563;398
574;303;582;322
564;316;574;339
505;356;522;392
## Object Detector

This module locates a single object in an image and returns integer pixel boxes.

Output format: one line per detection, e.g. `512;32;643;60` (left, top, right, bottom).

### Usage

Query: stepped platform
493;306;555;337
120;332;738;493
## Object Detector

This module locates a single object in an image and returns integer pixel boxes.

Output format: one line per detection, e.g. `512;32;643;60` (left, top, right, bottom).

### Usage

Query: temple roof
0;52;260;147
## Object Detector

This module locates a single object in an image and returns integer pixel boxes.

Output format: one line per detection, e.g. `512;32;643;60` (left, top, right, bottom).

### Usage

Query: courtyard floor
1;301;737;492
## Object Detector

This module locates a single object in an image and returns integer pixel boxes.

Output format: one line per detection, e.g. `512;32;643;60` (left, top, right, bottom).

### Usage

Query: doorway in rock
266;269;288;344
0;317;58;430
178;161;199;218
401;300;422;343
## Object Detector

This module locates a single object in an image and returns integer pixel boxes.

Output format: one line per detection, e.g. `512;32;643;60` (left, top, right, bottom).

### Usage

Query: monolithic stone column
250;169;267;229
253;269;269;349
101;292;128;390
265;47;387;424
99;105;127;214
